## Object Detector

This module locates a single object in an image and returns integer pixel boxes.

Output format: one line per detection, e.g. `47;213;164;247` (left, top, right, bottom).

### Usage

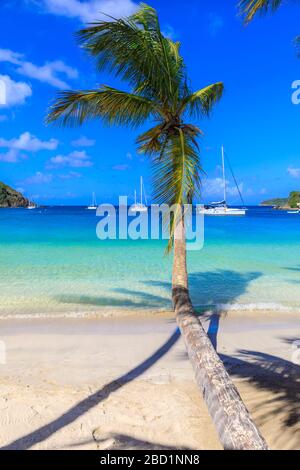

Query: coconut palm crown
46;3;223;245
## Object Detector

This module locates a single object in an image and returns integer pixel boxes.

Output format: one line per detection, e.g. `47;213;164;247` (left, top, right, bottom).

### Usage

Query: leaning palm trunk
172;215;268;450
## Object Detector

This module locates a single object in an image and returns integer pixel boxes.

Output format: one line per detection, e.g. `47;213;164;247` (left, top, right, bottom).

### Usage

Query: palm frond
181;82;224;117
150;128;203;252
239;0;283;23
77;4;185;106
46;86;156;127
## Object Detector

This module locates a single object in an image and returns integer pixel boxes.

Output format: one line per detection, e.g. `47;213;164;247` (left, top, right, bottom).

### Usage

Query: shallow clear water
0;206;299;317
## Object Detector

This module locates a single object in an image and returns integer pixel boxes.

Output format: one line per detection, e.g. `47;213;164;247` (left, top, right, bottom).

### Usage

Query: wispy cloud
208;13;224;37
47;150;93;168
162;25;176;40
58;171;83;179
0;148;27;163
35;0;138;23
287;166;300;178
204;177;244;198
22;171;53;185
71;136;95;147
0;48;78;89
112;164;130;171
0;74;32;107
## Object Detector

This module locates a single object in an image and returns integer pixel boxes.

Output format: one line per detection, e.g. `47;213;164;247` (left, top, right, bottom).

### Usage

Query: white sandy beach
0;311;299;450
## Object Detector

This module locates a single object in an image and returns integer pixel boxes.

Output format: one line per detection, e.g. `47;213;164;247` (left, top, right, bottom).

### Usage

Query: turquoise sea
0;206;300;317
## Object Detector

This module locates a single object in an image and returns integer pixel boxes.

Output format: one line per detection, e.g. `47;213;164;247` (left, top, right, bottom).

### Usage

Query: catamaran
87;192;97;210
199;146;246;216
129;176;148;213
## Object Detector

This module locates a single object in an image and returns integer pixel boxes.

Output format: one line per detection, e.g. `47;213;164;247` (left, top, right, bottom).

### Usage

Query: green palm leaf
239;0;283;23
181;83;224;117
46;86;157;127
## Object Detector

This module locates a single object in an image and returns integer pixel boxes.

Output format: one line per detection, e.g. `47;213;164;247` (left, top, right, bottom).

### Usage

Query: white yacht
129;176;148;213
199;147;246;216
87;192;97;210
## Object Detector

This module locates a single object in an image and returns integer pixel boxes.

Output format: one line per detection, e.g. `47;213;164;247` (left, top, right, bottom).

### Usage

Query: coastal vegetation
0;182;31;208
46;4;267;450
261;191;300;208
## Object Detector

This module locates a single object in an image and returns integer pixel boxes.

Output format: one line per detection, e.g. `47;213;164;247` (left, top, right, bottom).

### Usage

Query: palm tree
46;4;267;450
239;0;299;48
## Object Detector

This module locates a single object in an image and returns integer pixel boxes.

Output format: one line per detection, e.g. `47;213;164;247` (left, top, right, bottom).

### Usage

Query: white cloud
287;166;300;178
0;74;32;107
204;177;244;198
71;135;95;147
23;172;53;184
0;132;58;152
0;148;27;163
0;48;78;89
39;0;138;23
0;132;58;163
47;150;93;168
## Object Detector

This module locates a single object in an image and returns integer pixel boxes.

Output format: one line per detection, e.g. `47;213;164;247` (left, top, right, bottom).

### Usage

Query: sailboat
87;192;97;210
200;147;246;216
27;195;36;210
129;176;148;213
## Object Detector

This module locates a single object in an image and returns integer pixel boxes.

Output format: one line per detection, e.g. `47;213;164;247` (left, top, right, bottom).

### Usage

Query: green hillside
0;182;32;208
261;191;300;208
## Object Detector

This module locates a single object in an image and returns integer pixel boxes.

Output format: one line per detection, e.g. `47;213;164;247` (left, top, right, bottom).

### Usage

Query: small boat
27;196;36;210
129;176;148;213
87;192;97;210
287;210;300;214
199;147;246;216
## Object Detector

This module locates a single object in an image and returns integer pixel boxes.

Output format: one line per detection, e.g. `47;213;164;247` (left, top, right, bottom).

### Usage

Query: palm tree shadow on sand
204;316;300;449
2;328;181;450
3;270;260;449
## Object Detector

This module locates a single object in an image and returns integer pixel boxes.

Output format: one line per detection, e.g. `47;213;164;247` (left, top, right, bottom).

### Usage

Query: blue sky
0;0;299;205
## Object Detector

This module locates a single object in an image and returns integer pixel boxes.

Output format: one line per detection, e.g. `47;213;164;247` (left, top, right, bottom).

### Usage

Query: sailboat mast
134;190;137;205
140;176;143;205
221;146;226;204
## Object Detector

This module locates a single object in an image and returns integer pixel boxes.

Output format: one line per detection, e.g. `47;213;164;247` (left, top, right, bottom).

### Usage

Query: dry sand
0;311;299;450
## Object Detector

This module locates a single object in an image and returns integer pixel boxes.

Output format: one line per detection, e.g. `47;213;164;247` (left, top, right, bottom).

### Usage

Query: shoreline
0;302;299;320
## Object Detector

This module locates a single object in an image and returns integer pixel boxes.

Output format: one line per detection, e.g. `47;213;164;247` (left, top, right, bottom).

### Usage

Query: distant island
0;181;34;208
261;191;300;209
